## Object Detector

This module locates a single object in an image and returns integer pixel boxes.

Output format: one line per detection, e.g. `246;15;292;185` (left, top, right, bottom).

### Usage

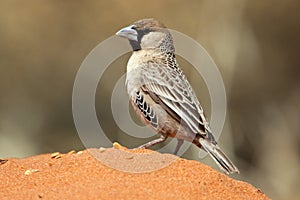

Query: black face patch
129;40;141;51
129;28;151;51
137;28;151;41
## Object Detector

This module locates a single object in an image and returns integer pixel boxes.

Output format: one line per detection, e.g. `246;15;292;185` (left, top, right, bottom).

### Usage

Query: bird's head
116;18;174;53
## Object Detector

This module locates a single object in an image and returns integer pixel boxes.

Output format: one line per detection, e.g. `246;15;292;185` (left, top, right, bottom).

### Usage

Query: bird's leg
173;139;184;155
136;133;168;149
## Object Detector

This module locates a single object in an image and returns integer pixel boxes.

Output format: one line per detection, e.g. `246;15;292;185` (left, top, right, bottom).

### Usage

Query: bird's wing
140;59;210;137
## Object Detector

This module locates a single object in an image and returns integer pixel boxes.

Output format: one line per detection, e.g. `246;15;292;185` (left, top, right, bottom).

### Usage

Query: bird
116;18;239;174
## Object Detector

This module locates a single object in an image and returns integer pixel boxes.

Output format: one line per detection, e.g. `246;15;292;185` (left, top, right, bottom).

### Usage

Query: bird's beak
116;25;138;41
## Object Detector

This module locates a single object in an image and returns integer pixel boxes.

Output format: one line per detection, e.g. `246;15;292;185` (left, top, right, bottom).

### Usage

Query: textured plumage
116;18;239;174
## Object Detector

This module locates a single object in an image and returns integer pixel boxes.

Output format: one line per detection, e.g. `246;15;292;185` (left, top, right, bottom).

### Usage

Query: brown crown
133;18;167;29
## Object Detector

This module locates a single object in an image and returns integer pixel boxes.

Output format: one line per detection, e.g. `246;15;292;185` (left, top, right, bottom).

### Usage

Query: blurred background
0;0;299;199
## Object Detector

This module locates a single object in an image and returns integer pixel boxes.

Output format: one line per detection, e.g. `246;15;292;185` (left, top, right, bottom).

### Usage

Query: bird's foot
133;134;168;150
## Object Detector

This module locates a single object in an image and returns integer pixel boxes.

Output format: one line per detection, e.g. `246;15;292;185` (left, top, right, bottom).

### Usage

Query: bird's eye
131;26;137;30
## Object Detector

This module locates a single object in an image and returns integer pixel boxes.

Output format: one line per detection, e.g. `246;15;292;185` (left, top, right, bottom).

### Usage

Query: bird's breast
126;53;144;97
126;52;142;73
126;51;155;96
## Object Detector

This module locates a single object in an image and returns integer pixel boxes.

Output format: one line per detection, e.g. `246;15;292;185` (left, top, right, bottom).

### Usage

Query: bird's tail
199;138;239;174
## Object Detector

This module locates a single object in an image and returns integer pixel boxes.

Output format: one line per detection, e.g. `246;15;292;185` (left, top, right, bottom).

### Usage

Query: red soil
0;145;270;200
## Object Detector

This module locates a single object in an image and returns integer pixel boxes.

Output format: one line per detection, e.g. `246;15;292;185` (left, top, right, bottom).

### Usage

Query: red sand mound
0;145;270;200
